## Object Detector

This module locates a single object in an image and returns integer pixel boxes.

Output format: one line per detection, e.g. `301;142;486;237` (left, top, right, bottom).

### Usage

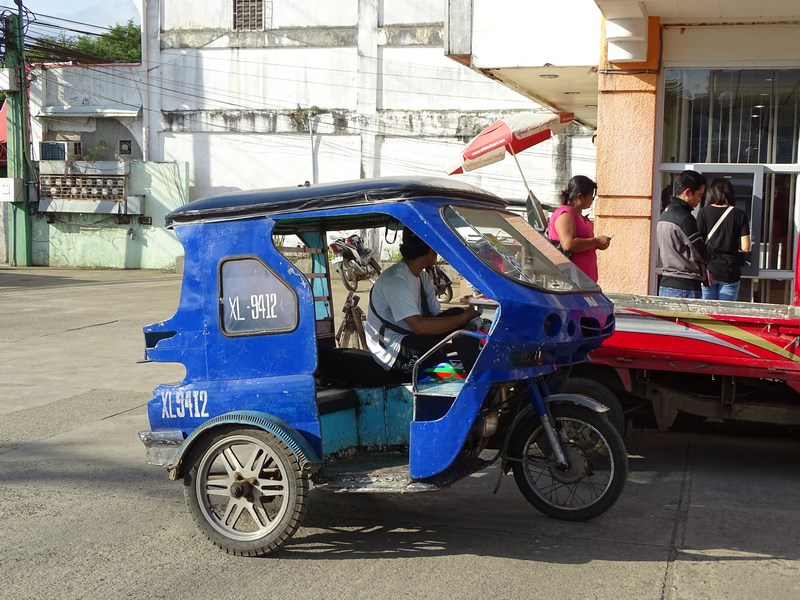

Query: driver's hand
463;306;481;322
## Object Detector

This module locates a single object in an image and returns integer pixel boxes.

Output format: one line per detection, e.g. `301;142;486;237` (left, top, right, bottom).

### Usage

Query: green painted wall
32;161;188;270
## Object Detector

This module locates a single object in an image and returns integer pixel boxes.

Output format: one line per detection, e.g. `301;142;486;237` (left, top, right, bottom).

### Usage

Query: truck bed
593;294;800;385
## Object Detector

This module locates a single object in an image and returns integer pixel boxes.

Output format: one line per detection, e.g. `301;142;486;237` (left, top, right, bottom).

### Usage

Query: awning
37;104;142;119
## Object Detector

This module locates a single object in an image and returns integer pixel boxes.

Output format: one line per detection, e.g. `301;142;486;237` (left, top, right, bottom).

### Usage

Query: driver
365;229;481;375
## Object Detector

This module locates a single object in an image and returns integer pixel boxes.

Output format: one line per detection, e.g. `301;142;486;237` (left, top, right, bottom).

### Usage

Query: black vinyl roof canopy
166;176;506;226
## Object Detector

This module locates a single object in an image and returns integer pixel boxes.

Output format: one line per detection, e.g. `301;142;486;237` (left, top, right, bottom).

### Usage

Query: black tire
368;256;382;276
436;284;453;304
340;261;359;291
511;404;628;521
563;377;625;434
184;428;309;556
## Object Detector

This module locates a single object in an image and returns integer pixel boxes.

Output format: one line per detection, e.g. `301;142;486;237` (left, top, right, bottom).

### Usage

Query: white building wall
379;47;527;110
145;0;586;202
662;25;800;63
158;48;359;111
162;133;362;193
162;1;232;29
471;0;601;68
162;0;359;30
382;0;443;24
272;0;358;27
29;65;146;157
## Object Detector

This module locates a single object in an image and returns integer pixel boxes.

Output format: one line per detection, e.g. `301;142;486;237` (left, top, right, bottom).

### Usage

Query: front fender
544;392;609;413
149;410;321;480
501;392;609;459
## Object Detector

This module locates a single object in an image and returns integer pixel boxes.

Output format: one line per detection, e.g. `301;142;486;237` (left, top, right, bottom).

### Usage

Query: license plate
332;255;343;264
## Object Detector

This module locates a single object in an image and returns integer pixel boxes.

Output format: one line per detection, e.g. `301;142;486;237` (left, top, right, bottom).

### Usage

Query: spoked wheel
436;284;453;304
184;428;308;556
511;404;628;521
335;306;367;350
340;261;359;291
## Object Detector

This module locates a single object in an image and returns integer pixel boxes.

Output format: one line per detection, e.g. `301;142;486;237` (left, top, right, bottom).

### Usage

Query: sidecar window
444;206;600;292
219;257;299;335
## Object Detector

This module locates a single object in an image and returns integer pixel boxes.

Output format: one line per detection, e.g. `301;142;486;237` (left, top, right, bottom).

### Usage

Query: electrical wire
45;66;597;166
15;8;596;192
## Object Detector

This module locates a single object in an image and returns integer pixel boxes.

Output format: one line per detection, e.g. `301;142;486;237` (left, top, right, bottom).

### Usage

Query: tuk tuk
138;176;626;556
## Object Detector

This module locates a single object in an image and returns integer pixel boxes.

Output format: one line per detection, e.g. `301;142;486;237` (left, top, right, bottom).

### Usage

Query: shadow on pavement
0;269;92;290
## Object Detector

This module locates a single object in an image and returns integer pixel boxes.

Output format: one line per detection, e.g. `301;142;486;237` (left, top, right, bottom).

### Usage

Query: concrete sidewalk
1;267;799;600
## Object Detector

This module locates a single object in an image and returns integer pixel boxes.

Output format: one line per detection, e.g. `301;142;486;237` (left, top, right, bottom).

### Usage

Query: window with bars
234;0;273;31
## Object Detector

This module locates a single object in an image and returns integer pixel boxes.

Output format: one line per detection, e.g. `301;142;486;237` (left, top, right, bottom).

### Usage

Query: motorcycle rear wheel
436;284;453;303
340;261;359;291
511;404;627;521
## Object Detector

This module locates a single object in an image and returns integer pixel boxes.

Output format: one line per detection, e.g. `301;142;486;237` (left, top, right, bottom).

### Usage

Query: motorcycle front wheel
510;404;628;521
340;261;359;291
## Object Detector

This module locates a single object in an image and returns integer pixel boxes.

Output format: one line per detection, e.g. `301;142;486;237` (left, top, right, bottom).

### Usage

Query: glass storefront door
693;166;796;303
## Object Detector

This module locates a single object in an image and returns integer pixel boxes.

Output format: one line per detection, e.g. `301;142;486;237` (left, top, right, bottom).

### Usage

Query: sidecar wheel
340;261;359;291
184;428;308;556
511;404;627;521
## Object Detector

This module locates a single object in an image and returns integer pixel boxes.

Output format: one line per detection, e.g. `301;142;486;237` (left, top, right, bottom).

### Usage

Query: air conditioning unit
39;141;84;161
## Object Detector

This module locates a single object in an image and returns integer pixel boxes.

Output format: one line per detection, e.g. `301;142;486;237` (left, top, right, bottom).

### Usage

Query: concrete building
446;0;800;303
10;0;595;269
25;63;188;270
140;0;592;201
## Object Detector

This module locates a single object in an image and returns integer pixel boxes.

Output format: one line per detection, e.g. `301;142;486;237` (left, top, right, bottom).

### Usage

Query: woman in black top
696;178;751;301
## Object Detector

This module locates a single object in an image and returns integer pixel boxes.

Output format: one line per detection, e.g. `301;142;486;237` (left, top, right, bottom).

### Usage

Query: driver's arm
403;307;479;336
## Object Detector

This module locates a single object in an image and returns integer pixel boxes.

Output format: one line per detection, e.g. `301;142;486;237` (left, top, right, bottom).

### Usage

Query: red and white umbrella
446;111;573;175
446;111;573;230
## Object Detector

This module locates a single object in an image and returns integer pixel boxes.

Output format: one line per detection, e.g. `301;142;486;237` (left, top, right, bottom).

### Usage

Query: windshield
444;206;600;293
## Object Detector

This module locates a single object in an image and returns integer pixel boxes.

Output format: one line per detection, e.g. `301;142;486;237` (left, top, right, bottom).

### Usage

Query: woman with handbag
696;178;751;301
547;175;611;283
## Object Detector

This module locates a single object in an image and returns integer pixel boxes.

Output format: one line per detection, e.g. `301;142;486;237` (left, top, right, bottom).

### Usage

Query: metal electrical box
0;68;20;92
0;178;24;202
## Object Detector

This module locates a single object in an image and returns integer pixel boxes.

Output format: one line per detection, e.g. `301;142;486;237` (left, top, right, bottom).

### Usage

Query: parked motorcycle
425;263;454;303
330;233;382;291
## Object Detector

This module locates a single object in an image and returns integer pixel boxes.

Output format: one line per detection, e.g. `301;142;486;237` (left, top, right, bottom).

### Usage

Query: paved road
1;267;799;600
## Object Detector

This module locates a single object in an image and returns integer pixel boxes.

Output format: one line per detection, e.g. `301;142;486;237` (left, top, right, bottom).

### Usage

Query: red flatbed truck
570;240;800;431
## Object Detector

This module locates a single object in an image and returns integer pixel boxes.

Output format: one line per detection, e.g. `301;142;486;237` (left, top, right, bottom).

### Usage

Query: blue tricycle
139;177;626;556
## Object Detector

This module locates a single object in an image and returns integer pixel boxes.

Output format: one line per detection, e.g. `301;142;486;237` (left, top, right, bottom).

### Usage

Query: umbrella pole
509;147;548;232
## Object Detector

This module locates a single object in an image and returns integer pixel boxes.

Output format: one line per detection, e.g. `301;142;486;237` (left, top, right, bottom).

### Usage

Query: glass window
443;206;600;293
219;257;298;335
663;69;800;164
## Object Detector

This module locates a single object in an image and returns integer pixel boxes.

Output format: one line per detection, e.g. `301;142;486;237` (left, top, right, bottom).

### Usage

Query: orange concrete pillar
595;17;660;295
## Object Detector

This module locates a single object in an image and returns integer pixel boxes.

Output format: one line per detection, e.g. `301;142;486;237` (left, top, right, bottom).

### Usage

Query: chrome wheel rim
196;435;290;541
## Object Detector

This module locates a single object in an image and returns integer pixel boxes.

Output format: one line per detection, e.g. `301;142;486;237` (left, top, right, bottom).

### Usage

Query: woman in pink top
547;175;610;283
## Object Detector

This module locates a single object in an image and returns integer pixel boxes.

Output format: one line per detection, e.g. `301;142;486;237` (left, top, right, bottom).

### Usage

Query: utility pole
4;0;32;265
